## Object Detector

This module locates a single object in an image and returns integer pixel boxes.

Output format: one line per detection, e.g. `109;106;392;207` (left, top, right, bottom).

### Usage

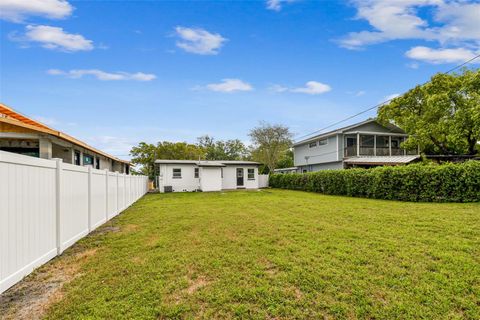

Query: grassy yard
36;190;480;319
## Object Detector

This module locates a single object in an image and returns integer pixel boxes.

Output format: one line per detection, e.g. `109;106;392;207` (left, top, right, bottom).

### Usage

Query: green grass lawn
44;190;479;319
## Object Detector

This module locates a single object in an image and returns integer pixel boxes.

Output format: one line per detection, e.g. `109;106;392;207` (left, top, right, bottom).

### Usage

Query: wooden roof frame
0;103;130;164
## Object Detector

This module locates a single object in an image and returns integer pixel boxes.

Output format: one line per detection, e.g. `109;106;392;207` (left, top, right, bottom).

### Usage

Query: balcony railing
344;146;412;157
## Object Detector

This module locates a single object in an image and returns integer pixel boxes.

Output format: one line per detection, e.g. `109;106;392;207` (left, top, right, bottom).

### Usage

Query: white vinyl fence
258;174;269;188
0;151;148;294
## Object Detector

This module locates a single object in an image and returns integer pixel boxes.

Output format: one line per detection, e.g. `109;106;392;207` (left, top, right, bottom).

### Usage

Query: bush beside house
269;161;480;202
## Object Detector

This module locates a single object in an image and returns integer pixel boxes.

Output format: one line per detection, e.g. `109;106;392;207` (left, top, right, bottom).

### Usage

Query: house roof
293;118;405;146
0;103;130;164
155;159;260;166
273;167;298;172
344;155;420;166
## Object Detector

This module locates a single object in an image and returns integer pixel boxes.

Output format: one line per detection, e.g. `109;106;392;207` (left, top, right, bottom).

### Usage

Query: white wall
0;151;148;294
200;167;222;192
158;164;200;192
222;165;259;190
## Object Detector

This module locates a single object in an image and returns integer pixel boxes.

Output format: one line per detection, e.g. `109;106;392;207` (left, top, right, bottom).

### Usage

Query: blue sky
1;0;479;159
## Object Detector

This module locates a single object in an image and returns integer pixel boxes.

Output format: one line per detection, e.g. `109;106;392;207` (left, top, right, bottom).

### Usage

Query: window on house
173;168;182;179
309;141;317;148
83;154;94;166
318;139;328;146
247;168;255;180
194;168;199;178
95;157;100;169
74;151;81;165
125;164;130;175
221;168;223;178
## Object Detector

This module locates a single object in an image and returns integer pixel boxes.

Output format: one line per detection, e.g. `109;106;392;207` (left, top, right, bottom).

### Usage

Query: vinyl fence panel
258;174;269;188
0;152;57;293
0;151;148;294
107;172;118;219
90;169;107;230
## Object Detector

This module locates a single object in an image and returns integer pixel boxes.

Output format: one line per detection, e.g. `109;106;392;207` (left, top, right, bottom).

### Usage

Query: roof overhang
344;155;420;166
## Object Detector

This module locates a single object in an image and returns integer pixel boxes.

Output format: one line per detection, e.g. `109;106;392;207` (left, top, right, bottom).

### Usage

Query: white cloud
291;81;331;95
268;84;289;93
19;25;93;52
175;26;227;55
47;69;157;81
338;0;480;52
0;0;73;22
405;46;479;64
355;90;366;96
380;93;401;105
266;0;297;11
205;79;253;93
85;135;135;158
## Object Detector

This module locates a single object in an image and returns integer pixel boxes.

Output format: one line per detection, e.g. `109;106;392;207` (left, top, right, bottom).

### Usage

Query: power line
294;53;480;143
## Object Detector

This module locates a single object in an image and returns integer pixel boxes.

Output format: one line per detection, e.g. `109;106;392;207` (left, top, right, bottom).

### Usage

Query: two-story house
293;119;419;172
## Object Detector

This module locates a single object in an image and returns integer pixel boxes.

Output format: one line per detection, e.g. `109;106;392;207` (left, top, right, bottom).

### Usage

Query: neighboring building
0;103;130;173
293;119;419;172
155;160;261;192
273;167;298;174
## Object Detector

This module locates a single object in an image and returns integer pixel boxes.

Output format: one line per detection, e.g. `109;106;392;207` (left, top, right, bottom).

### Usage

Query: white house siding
221;165;259;190
298;161;344;172
294;135;339;167
200;167;223;192
158;164;200;192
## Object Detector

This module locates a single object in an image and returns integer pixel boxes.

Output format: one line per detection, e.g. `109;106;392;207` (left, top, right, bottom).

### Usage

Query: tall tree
197;135;249;160
378;68;480;155
249;122;293;172
130;141;204;179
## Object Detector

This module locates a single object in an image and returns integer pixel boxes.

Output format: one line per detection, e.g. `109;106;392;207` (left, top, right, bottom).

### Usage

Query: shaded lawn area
44;190;479;319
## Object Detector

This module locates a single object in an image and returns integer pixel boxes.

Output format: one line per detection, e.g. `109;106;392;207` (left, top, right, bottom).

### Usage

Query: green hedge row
269;161;480;202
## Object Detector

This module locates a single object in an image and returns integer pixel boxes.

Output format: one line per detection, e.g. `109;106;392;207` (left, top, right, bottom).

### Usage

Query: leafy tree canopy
249;122;293;172
197;135;249;160
378;68;480;155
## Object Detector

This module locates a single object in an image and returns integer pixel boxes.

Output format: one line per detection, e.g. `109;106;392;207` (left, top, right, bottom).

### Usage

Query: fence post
55;158;63;255
105;169;109;221
87;166;92;232
123;173;127;209
116;172;119;215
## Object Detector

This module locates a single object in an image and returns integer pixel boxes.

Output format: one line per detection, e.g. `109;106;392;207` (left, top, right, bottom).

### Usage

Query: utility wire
294;53;480;143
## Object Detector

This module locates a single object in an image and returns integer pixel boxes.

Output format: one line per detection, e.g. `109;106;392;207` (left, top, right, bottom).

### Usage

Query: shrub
269;161;480;202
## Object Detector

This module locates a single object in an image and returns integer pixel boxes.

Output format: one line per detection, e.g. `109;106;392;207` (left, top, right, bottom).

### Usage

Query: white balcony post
356;133;360;156
373;135;377;156
389;136;392;156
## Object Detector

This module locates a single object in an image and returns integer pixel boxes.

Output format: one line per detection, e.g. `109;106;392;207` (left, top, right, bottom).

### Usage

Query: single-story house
155;160;261;192
0;103;131;173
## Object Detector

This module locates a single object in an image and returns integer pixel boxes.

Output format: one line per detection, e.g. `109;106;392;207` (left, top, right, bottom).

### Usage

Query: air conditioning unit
164;186;173;193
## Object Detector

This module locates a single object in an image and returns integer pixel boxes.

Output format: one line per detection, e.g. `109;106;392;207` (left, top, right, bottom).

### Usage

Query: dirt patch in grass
186;276;209;295
0;246;98;320
121;224;139;234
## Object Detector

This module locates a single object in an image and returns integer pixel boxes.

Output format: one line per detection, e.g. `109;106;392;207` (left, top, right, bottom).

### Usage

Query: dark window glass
247;168;255;180
95;157;100;169
194;168;199;178
309;141;317;148
83;154;94;166
173;168;181;178
74;151;81;165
